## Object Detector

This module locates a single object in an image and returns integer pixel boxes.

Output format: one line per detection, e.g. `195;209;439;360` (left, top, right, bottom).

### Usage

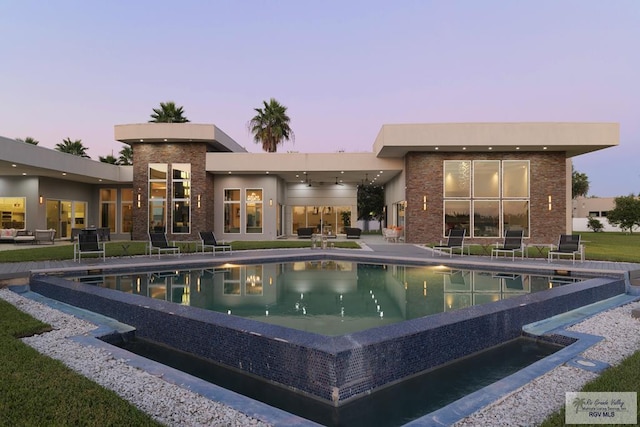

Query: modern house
0;122;619;245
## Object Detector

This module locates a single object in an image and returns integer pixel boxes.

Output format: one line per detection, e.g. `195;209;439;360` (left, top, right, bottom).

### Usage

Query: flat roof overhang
114;123;247;153
373;122;620;158
0;136;131;184
206;152;405;185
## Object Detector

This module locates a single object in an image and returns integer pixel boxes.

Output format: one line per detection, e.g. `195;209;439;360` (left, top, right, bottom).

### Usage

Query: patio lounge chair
148;232;181;258
74;233;105;262
345;227;362;239
198;231;232;255
491;229;525;261
432;228;466;257
548;234;583;263
296;227;315;238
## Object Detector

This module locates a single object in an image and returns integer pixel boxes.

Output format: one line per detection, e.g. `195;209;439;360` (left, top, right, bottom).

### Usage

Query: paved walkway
1;235;640;284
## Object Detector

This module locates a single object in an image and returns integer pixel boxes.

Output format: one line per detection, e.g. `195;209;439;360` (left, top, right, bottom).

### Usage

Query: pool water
117;335;561;427
74;260;580;336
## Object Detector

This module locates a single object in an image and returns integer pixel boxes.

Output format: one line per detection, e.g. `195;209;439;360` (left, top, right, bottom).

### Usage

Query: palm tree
99;154;118;164
15;136;39;145
55;138;90;158
118;146;133;165
247;98;294;153
149;101;190;123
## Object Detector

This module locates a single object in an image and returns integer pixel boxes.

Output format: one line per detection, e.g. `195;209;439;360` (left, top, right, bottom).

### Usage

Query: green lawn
1;232;639;425
0;299;161;426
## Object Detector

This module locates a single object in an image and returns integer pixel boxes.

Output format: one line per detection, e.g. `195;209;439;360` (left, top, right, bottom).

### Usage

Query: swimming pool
29;255;626;406
68;260;583;336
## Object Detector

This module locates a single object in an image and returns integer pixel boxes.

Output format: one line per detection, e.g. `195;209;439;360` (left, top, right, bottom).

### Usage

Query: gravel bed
2;287;639;427
454;300;640;427
0;289;271;427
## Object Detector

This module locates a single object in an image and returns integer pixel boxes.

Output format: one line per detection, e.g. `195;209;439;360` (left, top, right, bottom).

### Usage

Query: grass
1;231;639;425
0;299;161;426
539;351;640;427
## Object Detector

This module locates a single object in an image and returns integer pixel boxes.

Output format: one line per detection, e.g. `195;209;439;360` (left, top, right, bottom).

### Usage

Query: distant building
572;196;627;232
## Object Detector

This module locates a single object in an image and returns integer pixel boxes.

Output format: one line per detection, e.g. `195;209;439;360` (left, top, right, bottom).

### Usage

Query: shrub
587;217;604;232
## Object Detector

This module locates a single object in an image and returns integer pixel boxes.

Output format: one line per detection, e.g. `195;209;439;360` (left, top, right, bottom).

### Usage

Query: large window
121;189;133;234
245;189;263;234
172;164;191;234
444;200;470;234
224;189;241;233
503;161;529;198
0;197;25;229
444;161;471;198
443;160;530;237
149;164;167;232
100;189;117;232
291;205;353;236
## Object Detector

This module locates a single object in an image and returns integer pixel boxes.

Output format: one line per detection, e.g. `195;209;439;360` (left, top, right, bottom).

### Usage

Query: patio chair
383;227;400;243
148;232;181;258
548;234;583;264
74;233;105;262
432;228;466;257
35;229;56;244
491;229;525;261
345;227;362;239
198;231;232;255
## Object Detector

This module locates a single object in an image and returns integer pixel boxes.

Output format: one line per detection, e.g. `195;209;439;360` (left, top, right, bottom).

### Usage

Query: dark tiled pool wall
29;275;625;406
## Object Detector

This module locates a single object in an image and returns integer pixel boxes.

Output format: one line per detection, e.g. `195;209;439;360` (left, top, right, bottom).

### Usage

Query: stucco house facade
0;122;619;245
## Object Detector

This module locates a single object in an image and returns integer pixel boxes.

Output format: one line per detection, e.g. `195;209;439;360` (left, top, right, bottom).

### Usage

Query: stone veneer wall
404;152;567;245
29;271;624;407
131;141;209;241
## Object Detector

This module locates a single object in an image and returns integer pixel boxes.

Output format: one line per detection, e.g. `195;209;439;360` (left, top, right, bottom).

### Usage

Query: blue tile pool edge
404;293;640;427
11;288;319;427
9;288;640;427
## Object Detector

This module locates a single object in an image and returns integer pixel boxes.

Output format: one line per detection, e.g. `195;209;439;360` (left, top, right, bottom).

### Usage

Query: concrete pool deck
2;235;640;426
1;234;640;281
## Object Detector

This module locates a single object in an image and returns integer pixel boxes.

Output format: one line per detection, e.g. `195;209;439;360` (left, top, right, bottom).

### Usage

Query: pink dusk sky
1;1;638;197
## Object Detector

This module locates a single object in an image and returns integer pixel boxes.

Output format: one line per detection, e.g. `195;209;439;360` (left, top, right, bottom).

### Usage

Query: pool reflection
76;261;579;336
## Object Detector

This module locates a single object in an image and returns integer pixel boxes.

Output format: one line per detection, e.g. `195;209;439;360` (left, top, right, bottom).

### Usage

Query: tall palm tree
248;98;294;153
118;146;133;165
149;101;190;123
55;138;90;158
99;154;118;164
15;136;39;145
